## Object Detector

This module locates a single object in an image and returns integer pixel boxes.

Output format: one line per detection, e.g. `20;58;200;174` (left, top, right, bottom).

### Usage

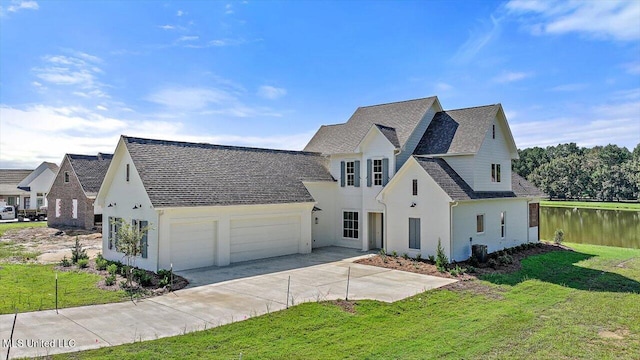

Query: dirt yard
0;226;102;264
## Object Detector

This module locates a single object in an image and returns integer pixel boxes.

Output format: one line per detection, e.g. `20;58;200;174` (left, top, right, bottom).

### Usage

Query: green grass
0;221;47;237
541;200;640;211
0;264;129;314
56;243;640;359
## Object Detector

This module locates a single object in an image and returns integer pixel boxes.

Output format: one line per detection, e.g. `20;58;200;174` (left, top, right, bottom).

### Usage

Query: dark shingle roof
68;153;113;196
0;169;32;195
45;162;59;172
123;136;334;208
413;104;500;155
304;97;437;154
414;157;546;200
375;124;400;148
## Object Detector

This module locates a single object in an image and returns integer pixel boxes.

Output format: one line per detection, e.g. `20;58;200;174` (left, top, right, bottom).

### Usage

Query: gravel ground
0;226;102;264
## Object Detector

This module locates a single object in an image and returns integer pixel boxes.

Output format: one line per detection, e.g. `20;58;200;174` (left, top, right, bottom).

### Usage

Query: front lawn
0;263;129;314
56;243;640;359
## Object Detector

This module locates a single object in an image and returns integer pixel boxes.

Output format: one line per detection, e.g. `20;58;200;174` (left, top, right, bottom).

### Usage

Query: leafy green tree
113;219;152;288
513;147;548;179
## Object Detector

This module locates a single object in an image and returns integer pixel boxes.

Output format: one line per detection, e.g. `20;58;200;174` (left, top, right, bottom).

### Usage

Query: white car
0;206;16;220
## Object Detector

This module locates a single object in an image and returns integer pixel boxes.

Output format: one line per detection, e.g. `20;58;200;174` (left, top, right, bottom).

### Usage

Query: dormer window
491;164;501;182
373;159;383;186
64;171;70;183
346;161;355;186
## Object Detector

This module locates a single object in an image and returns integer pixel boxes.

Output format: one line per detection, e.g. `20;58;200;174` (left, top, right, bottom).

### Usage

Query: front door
368;212;383;249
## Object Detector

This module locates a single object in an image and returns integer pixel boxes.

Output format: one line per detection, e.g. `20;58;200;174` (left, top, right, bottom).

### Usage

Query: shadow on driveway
177;246;376;288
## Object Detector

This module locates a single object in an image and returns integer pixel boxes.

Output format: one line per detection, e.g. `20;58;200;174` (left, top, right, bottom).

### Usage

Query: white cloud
506;0;640;41
435;82;453;92
2;0;39;14
452;15;502;63
146;87;236;110
549;83;588;92
96;105;108;111
225;3;234;15
624;61;640;75
257;85;287;100
32;51;109;98
159;24;176;30
492;71;532;83
0;104;311;168
176;10;184;16
510;98;640;150
176;35;199;42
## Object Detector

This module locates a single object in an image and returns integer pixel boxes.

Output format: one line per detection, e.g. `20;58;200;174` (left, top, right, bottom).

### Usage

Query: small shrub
157;269;172;287
96;257;108;271
77;258;89;269
119;280;129;289
436;238;448;272
466;265;477;273
427;255;435;263
402;253;409;260
487;258;498;269
449;265;465;277
104;274;116;286
506;247;514;255
414;253;422;261
71;236;88;264
158;277;169;287
379;249;386;256
60;256;72;267
134;269;152;287
498;254;513;266
107;264;118;276
391;250;398;257
554;229;565;245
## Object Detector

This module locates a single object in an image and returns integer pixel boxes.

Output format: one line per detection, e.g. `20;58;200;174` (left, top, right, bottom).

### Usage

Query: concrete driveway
1;247;456;359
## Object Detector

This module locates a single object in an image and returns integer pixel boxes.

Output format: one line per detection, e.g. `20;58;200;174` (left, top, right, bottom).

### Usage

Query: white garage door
230;215;301;263
170;221;217;271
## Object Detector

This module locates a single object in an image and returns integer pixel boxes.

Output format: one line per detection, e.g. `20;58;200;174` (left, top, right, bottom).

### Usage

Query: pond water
540;207;640;249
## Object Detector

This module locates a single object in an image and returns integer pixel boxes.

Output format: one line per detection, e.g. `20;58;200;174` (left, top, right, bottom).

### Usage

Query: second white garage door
170;220;217;271
230;215;301;263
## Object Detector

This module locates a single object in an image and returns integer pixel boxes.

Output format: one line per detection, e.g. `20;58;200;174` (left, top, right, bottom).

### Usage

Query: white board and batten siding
395;104;440;170
451;199;529;261
379;158;453;259
473;116;513;192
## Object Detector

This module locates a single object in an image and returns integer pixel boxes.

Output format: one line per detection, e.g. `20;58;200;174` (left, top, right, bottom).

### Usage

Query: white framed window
500;211;506;238
491;164;501;182
343;211;359;239
72;199;78;219
109;217;122;250
373;159;383;186
476;214;485;233
133;219;149;258
346;161;355;186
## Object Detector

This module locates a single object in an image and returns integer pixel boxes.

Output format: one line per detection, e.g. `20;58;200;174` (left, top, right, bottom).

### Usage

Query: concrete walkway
1;247;456;359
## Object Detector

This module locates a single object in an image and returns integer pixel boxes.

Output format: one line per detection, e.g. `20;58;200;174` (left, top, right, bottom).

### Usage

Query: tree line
513;143;640;201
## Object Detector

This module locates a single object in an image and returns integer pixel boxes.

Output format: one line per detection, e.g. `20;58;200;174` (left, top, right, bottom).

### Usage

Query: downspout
449;201;459;262
156;209;163;272
526;199;531;243
377;196;388;254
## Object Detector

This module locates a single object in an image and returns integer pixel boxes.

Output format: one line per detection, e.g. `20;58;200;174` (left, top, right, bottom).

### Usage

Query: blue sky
1;0;639;168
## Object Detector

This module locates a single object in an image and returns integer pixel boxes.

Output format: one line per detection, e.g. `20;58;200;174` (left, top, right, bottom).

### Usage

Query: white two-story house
97;96;544;271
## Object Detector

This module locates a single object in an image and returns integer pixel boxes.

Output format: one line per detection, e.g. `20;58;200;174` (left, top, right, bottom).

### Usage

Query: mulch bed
55;258;188;297
355;242;571;281
328;299;357;313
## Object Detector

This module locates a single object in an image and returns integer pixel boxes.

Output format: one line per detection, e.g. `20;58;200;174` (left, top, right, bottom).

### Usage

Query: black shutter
367;159;372;187
382;158;389;186
354;160;361;187
340;161;345;187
